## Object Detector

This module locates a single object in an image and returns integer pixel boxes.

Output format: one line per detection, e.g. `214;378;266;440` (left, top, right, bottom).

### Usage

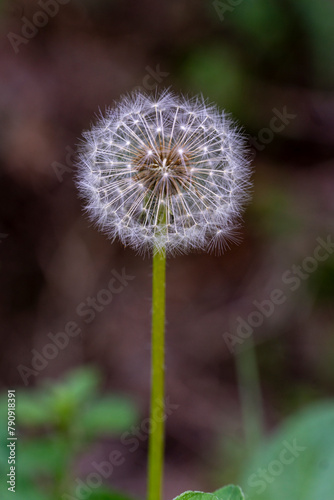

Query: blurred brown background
0;0;334;498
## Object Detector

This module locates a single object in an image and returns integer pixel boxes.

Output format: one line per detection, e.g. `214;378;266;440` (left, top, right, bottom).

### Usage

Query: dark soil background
0;1;334;498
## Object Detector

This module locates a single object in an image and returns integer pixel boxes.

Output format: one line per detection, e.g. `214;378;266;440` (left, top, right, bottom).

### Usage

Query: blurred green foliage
179;0;334;126
234;401;334;500
174;485;244;500
217;402;334;499
0;367;138;500
291;0;334;86
307;254;334;303
240;401;334;499
249;184;303;238
87;491;136;500
180;45;249;118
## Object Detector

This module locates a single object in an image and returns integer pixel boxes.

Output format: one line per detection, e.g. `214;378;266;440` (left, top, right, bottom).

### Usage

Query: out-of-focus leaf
87;489;136;500
307;254;334;302
19;436;70;476
174;487;244;500
0;368;138;500
0;395;12;439
227;0;287;51
15;391;52;426
249;183;302;238
214;485;245;499
291;0;334;85
240;401;334;500
41;366;101;424
180;45;250;118
48;366;101;406
80;397;138;434
0;474;46;500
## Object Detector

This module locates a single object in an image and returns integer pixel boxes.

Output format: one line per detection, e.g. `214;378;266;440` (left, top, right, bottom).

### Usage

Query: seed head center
133;145;191;195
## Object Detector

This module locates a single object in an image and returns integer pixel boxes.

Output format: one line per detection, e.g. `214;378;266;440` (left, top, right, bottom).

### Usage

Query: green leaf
214;485;245;499
41;367;102;424
15;391;52;426
240;401;334;500
80;397;138;434
11;368;102;429
18;436;70;476
174;487;245;500
0;465;47;500
0;482;45;500
173;493;215;500
86;489;136;500
48;366;101;406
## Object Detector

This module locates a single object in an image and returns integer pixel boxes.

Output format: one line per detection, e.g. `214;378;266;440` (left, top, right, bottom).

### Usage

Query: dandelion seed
76;90;252;255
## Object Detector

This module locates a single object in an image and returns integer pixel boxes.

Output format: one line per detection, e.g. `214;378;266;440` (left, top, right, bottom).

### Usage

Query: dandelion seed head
76;90;252;255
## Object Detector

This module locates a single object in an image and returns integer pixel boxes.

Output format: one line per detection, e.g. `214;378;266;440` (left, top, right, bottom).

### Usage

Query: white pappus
76;90;252;256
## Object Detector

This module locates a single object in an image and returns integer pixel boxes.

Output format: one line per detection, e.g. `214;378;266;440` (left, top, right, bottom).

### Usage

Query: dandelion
76;89;252;500
76;90;251;256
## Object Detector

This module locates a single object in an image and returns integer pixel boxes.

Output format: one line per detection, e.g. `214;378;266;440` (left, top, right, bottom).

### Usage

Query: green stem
147;246;166;500
235;335;264;453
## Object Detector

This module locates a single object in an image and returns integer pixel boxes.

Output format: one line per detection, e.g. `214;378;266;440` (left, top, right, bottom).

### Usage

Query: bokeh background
1;1;334;499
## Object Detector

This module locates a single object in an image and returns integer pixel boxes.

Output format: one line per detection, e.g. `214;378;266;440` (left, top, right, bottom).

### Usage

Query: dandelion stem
148;245;166;500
